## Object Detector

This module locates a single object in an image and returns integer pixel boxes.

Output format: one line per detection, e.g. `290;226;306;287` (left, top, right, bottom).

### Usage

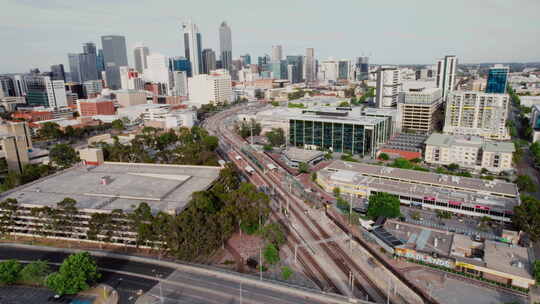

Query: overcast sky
1;0;539;73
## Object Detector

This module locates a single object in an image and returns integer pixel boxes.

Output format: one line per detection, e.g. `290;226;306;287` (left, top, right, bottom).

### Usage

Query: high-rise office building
202;49;217;74
304;48;316;82
338;60;350;80
0;76;16;97
50;64;66;82
240;54;251;66
286;56;303;83
96;49;105;79
119;67;144;91
25;76;67;108
183;21;203;76
170;56;192;76
398;88;443;133
68;53;82;83
101;35;128;90
443;91;510;140
355;57;369;81
133;45;150;73
271;45;283;62
485;65;509;94
219;21;232;74
81;42;99;82
258;55;271;71
319;59;339;82
376;66;401;108
172;71;188;97
270;61;287;80
13;75;26;97
436;55;457;100
144;53;172;93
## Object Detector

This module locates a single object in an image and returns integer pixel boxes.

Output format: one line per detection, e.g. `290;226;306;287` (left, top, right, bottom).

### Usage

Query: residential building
436;55;457;100
25;76;67;108
485;65;509;94
317;160;519;222
172;71;188;97
304;48;316;82
271;45;283;62
183;21;203;76
133;45;150;73
219;21;232;74
376;67;401;108
101;35;128;89
188;69;233;106
398;88;443;133
78;98;116;116
425;133;514;173
443;91;510;140
202;49;217;74
50;64;66;81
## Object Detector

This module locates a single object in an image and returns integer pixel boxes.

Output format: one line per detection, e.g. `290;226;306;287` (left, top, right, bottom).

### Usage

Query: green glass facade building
289;115;390;158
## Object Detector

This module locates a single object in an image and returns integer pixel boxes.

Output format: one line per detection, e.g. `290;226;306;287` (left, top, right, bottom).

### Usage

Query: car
473;235;482;242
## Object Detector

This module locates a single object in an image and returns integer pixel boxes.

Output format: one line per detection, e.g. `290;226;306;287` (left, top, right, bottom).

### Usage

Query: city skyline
2;0;540;73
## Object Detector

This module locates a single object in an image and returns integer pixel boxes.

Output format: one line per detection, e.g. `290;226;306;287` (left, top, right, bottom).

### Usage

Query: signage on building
448;200;462;206
424;196;436;201
475;205;490;210
455;261;476;270
396;248;454;268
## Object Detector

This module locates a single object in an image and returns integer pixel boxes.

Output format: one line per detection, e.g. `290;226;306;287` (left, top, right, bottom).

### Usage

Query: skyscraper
338;60;350;80
219;21;232;74
25;76;67;108
101;35;128;89
436;55;457;100
68;53;82;83
304;48;316;83
355;57;369;81
240;54;251;66
286;56;303;83
376;66;401;108
202;49;217;74
50;64;66;82
80;42;99;82
133;45;150;73
485;65;509;94
96;49;105;79
183;21;203;76
170;57;192;76
145;53;172;93
271;45;283;62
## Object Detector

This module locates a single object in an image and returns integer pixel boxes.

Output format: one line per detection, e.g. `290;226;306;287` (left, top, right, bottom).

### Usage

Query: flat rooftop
1;162;221;214
384;220;453;256
320;160;519;211
283;147;324;162
483;240;533;279
426;133;515;153
257;106;388;126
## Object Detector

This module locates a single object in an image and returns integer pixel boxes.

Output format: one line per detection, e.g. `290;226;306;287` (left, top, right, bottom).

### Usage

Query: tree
516;175;536;193
333;187;341;198
534;260;540;284
0;260;22;285
324;152;333;160
258;223;286;247
0;198;19;235
201;135;219;151
263;243;280;265
311;172;317;182
338;101;350;107
390;158;413;169
513;195;540;242
19;260;50;285
447;163;460;171
378;153;389;161
49;144;79;169
281;266;293;280
38;122;63;140
367;192;401;219
265;128;285;147
46;252;100;295
298;162;310;173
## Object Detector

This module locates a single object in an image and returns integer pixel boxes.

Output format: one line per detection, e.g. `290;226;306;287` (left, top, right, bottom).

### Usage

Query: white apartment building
436;55;457;100
376;67;401;108
425;133;514;173
188;69;233;106
398;88;443;133
144;53;172;93
45;77;68;108
443;91;510;140
172;71;188;97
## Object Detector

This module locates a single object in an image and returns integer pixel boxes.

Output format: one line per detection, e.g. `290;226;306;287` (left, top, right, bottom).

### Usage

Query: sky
1;0;539;73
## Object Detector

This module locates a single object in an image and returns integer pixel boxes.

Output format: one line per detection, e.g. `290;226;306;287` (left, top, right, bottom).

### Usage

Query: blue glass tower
485;66;509;94
171;57;192;77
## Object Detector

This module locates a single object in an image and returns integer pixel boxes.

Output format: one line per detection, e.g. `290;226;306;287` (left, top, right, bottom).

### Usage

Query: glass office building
289;111;389;158
485;66;509;94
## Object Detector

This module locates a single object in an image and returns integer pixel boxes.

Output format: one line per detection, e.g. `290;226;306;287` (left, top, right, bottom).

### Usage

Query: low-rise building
282;147;324;168
425;133;514;173
317;160;519;222
115;90;148;107
78;98;116;116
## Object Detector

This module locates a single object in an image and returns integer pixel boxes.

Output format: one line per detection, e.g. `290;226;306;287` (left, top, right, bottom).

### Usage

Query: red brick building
78;99;116;116
12;110;53;122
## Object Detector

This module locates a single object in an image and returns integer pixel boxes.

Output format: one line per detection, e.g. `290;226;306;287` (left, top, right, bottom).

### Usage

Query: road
0;244;355;304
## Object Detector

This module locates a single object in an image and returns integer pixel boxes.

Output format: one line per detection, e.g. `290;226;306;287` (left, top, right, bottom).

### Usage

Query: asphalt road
0;245;352;304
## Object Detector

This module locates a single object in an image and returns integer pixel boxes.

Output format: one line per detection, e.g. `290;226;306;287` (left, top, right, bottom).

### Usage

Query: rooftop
320;160;519;210
483;240;533;280
426;133;515;153
384;220;453;256
283;147;324;162
0;162;221;214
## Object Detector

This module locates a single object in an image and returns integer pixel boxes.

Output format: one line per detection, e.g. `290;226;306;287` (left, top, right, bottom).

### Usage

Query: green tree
338;101;350;107
0;260;22;285
265;128;285;147
271;101;279;107
263;243;280;265
390;158;413;169
367;192;401;219
112;119;125;131
447;163;460;171
378;153;389;161
258;223;286;247
19;260;50;285
324;152;333;160
298;162;310;173
281;266;293;280
46;252;100;295
516;175;536;192
534;260;540;284
49;144;80;169
0;198;19;235
38;122;63;140
513;195;540;242
311;172;317;182
333;187;341;198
